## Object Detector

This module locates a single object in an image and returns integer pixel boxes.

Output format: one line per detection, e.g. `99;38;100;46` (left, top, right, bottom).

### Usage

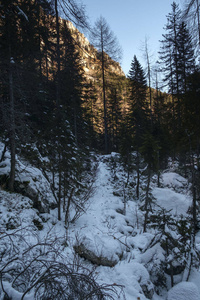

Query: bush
0;227;123;299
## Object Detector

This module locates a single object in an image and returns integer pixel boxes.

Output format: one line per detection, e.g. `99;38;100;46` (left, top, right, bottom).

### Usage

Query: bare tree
182;0;200;55
90;16;122;154
142;37;153;126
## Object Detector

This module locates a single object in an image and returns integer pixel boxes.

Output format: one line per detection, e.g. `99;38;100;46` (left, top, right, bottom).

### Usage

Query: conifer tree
60;22;84;145
159;2;182;127
177;21;196;94
82;81;99;148
140;132;160;232
125;55;148;198
107;86;123;151
158;2;196;155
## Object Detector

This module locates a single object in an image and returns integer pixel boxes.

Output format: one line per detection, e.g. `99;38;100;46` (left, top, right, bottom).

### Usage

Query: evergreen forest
1;1;200;299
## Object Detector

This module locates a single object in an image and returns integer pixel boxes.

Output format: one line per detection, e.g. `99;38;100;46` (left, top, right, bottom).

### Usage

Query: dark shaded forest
1;0;200;223
1;1;200;299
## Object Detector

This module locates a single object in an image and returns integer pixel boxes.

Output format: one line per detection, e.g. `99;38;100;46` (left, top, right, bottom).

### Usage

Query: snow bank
0;142;56;211
152;188;191;215
97;260;154;300
167;281;200;300
161;172;188;190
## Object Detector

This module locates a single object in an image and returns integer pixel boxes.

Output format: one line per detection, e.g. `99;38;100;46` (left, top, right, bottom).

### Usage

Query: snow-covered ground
70;154;199;300
0;149;200;299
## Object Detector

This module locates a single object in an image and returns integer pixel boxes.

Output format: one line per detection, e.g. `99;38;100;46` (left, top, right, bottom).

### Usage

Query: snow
0;142;56;208
161;172;188;190
152;188;191;215
73;159;128;263
2;282;34;300
167;281;200;300
96;261;152;300
1;148;200;300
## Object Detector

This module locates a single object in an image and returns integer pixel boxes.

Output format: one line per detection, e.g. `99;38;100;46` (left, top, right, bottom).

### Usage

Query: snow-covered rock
0;143;56;213
167;281;200;300
152;187;191;216
161;172;188;192
74;235;123;266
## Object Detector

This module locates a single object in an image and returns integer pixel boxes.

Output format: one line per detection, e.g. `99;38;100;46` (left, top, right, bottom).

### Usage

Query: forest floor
1;148;200;299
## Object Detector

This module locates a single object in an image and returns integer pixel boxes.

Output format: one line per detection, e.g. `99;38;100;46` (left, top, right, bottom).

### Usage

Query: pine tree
159;2;196;156
140;132;160;232
59;22;84;145
127;55;148;136
107;86;123;152
82;81;100;149
177;21;196;94
159;2;182;126
123;55;148;198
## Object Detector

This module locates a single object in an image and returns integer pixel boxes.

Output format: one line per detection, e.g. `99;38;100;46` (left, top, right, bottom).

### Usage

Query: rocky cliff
60;19;125;80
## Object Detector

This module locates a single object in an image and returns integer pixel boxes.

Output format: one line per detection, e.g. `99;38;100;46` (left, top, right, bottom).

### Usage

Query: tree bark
143;166;151;232
55;0;61;107
65;188;74;226
136;150;140;199
8;57;16;192
101;50;108;154
58;153;62;221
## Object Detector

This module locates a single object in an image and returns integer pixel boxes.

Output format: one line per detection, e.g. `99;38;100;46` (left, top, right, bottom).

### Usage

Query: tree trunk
136;150;140;199
58;153;62;221
188;133;197;235
101;49;108;154
55;0;61;107
74;102;78;145
65;188;74;226
143;166;151;232
145;39;153;127
8;57;16;192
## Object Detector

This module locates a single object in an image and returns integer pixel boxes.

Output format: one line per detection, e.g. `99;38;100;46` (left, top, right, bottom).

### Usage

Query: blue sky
83;0;183;75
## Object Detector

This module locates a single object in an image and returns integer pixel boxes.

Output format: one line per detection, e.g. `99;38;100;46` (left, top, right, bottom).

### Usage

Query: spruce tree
177;21;196;94
158;2;196;155
159;2;182;124
107;87;123;152
124;55;148;198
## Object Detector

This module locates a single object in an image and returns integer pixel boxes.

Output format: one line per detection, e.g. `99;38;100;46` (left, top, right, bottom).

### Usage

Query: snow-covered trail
76;161;124;246
73;158;161;300
71;157;195;300
75;159;124;234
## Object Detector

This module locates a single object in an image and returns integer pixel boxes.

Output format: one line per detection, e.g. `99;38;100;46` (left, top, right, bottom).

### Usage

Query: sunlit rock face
63;20;125;79
45;14;125;80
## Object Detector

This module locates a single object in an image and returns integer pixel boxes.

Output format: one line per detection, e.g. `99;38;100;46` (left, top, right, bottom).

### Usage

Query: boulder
14;181;49;213
74;242;118;267
167;281;199;300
